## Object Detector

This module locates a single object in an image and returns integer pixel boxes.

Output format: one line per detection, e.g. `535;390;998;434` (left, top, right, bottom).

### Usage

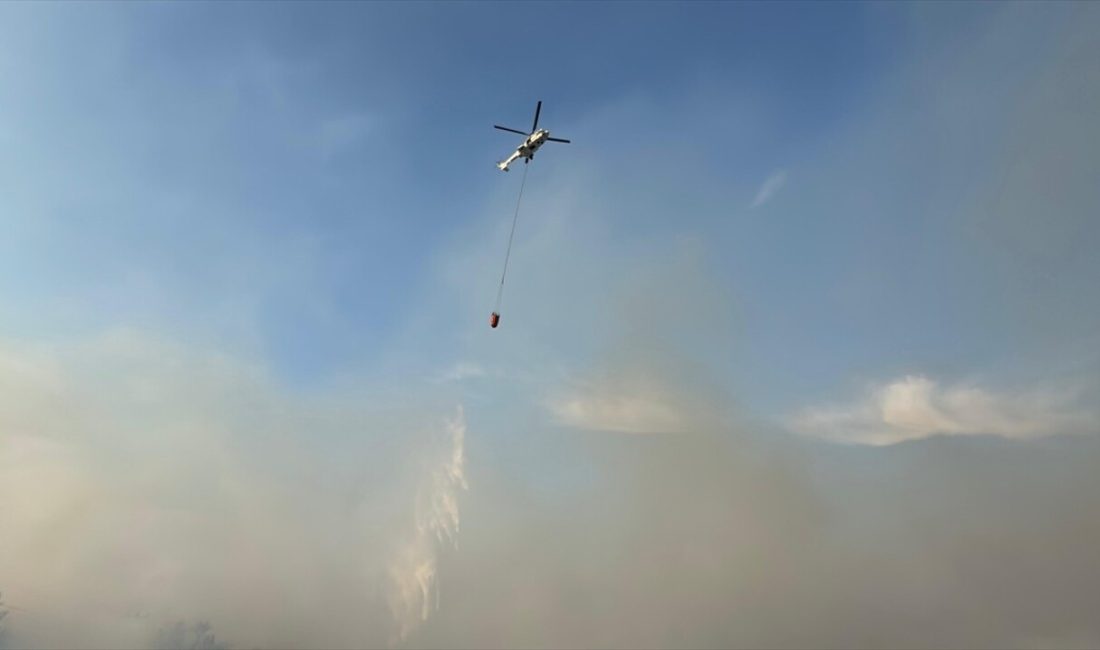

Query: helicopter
494;101;571;172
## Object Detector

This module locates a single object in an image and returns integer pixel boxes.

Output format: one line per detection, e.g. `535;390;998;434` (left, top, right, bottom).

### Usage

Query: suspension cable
494;162;530;313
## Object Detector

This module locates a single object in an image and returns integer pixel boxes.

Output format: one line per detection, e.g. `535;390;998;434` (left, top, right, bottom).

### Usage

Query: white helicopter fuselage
497;129;550;172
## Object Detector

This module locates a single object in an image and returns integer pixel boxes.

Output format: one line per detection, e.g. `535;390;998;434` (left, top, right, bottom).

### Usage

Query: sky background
1;3;1099;649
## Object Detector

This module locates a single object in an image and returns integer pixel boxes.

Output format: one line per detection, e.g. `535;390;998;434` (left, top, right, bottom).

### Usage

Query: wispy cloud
790;375;1096;446
546;355;728;436
312;113;372;159
749;169;787;208
434;362;486;383
549;382;687;434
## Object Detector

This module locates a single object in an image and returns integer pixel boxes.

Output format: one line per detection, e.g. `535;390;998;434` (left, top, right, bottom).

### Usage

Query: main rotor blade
494;125;528;135
546;137;571;143
531;100;542;132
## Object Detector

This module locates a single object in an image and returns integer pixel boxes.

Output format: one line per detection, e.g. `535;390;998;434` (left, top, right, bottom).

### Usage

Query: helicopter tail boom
497;149;523;172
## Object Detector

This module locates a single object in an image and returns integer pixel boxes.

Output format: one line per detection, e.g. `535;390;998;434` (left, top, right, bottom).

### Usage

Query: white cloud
790;375;1096;446
434;362;486;383
549;385;687;434
749;169;787;208
547;366;727;435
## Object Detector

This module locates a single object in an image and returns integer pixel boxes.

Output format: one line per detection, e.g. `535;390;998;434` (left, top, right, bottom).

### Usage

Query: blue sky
1;3;1099;648
3;2;897;384
3;2;1096;413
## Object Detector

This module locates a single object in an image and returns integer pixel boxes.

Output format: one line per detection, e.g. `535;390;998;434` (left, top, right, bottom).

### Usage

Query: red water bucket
489;312;500;328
